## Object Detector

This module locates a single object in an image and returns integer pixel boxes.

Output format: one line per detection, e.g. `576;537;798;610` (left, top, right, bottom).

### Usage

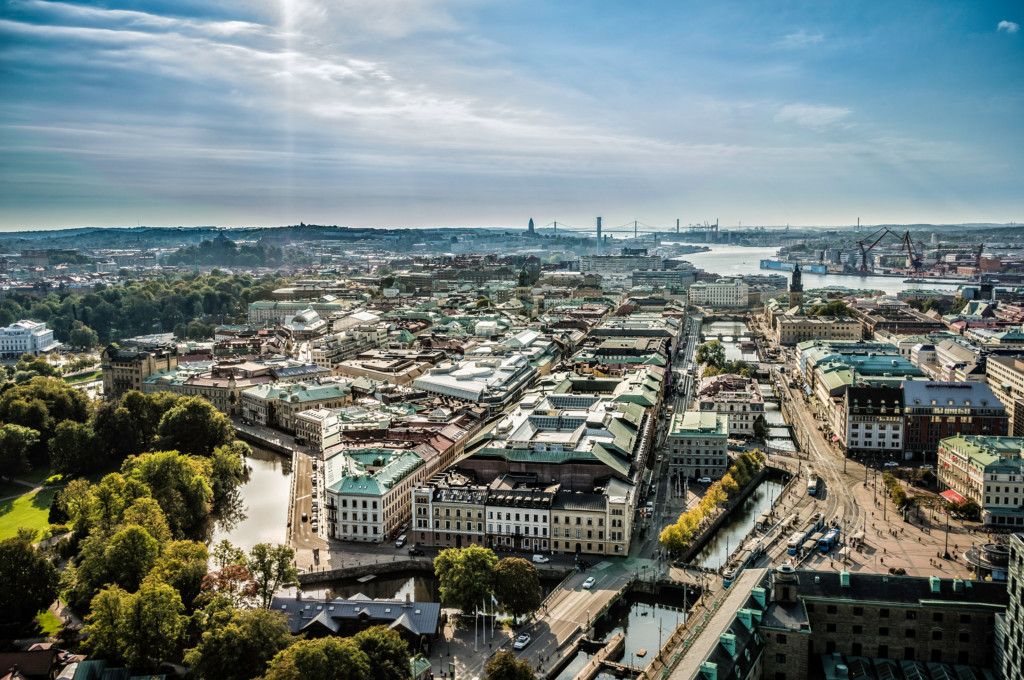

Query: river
690;477;786;571
209;444;291;551
678;244;958;296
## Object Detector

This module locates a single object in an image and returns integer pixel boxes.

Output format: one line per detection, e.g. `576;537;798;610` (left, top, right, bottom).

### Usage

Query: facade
687;279;750;308
841;386;904;459
1002;533;1024;680
0;319;60;357
903;382;1009;459
310;326;386;370
293;409;342;451
241;381;352;431
937;435;1024;527
550;481;631;556
412;473;489;551
579;254;663;274
775;316;862;346
101;343;178;402
696;374;764;437
247;299;348;324
988;355;1024;437
667;411;729;480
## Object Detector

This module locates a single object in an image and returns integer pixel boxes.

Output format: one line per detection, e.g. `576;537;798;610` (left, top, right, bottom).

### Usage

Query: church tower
789;264;803;308
527;217;535;236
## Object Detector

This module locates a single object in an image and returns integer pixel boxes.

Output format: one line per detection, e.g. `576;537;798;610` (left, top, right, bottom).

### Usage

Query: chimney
929;575;940;594
719;633;736;656
737;609;753;631
840;571;850;588
700;662;718;679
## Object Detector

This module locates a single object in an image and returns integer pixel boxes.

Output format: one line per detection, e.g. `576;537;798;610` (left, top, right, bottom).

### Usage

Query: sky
1;0;1022;231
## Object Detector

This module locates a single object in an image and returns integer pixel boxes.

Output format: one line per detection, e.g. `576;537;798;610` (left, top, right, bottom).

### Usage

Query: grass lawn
63;369;101;384
0;487;58;541
34;609;62;637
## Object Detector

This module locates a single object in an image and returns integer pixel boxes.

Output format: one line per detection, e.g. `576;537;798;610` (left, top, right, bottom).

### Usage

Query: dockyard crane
856;227;923;273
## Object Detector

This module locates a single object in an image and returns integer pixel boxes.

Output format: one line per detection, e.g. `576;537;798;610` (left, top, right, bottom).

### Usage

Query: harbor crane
856;227;923;274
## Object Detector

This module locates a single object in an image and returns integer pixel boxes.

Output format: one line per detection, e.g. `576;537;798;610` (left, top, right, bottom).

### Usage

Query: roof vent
929;575;941;594
840;571;850;588
953;578;964;593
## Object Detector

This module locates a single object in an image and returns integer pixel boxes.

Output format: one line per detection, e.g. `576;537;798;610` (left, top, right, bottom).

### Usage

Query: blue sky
1;0;1021;231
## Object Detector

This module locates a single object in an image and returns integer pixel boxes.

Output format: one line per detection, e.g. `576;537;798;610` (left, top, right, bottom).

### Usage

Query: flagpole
475;604;478;652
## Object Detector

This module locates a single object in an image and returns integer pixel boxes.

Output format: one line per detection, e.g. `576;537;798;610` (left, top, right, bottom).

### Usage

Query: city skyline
1;0;1022;230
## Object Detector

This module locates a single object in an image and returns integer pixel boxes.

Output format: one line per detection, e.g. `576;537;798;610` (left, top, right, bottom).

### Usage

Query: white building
412;355;537;410
0;320;60;357
666;411;730;480
696;373;764;437
687;279;750;308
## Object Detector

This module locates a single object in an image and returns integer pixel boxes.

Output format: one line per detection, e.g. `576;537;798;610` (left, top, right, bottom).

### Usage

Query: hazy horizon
2;1;1021;231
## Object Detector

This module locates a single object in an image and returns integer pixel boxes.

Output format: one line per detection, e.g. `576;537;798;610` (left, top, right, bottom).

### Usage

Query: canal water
209;444;291;551
690;477;786;570
700;320;756;363
679;245;958;296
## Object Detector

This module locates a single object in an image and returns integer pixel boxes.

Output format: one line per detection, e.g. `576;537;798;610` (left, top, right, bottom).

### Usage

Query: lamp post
943;504;951;560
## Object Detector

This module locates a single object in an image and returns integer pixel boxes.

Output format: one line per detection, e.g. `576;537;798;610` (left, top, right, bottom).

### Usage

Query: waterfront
690;478;786;570
679;244;959;296
209;444;291;551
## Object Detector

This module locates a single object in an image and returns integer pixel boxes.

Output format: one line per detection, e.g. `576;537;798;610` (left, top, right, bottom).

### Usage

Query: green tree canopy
157;396;234;457
122;450;214;538
695;340;725;369
352;626;412;680
84;582;186;670
493;558;542;622
144;540;209;610
49;419;98;475
484;650;536;680
0;535;59;633
247;543;298;609
184;607;295;680
261;638;371;680
0;424;40;478
434;545;497;614
753;414;769;441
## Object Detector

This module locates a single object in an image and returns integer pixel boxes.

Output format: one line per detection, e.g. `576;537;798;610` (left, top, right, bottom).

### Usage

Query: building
412;355;538;411
696;374;764;437
271;594;440;645
903;382;1009;459
412;472;489;551
247;299;349;324
550;479;632;556
1001;533;1024;680
760;565;1007;678
788;265;803;309
579;254;664;274
667;411;729;481
988;355;1024;437
937;435;1024;527
775;316;863;346
688;279;750;308
0;319;60;358
241;381;353;431
841;386;904;459
310;326;386;370
100;343;177;402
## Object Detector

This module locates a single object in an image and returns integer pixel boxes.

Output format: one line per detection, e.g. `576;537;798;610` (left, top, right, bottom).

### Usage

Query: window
905;629;916;639
878;645;888;658
932;612;943;622
904;648;916;661
958;632;969;642
931;631;942;641
852;625;863;635
826;623;836;633
959;614;971;624
879;627;889;637
775;654;786;664
880;609;890;618
906;611;917;620
852;642;862;656
776;634;787;644
826;605;837;614
853;606;863;616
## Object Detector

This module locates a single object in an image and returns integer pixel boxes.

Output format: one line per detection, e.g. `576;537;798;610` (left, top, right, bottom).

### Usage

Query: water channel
689;477;786;571
209;444;291;551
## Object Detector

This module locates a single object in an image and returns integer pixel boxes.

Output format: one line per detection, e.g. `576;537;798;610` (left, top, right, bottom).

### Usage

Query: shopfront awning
831;435;840;442
940;489;966;504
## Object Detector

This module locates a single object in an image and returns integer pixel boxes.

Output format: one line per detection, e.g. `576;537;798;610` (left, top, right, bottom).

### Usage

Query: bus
818;528;840;553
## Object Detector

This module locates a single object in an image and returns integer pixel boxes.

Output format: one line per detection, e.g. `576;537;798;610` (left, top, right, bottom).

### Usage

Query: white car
513;634;531;650
920;464;934;470
532;554;550;564
884;461;899;467
582;577;596;589
697;477;712;484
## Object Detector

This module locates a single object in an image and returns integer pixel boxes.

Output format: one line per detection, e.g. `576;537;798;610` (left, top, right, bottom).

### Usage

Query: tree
122;496;173;546
484;650;535;680
206;442;247;502
211;539;247;568
84;586;130;663
144;540;209;610
122;581;186;669
0;536;59;632
720;473;739;495
493;558;541;623
157;396;234;457
184;608;295;680
49;420;99;475
247;543;298;609
262;638;371;680
352;626;412;680
69;322;99;348
122;450;214;538
752;414;769;441
434;545;497;614
105;525;160;592
695;341;725;370
197;564;259;609
0;424;40;478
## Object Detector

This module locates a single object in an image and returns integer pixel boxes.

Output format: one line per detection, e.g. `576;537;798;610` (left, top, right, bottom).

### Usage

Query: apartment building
903;382;1009;459
1001;533;1024;680
988;355;1024;437
696;373;764;437
688;279;750;308
101;343;177;401
775;316;862;346
841;386;904;459
667;411;729;480
937;435;1024;527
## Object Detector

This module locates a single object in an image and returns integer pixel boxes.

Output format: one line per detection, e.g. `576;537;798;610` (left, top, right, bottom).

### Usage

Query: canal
689;477;786;571
208;444;291;551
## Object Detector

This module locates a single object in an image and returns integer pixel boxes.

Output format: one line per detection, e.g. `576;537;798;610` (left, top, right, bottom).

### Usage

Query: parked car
697;477;712;484
513;634;532;650
884;461;899;468
301;513;308;522
582;577;596;589
408;548;425;557
920;464;934;470
532;554;550;564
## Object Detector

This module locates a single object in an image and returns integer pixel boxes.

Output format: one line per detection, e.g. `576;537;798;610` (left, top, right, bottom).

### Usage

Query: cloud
997;20;1020;34
774;104;852;128
780;30;824;48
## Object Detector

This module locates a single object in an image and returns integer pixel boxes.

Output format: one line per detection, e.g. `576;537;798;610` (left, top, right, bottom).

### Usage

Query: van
532;554;550;564
395;534;407;549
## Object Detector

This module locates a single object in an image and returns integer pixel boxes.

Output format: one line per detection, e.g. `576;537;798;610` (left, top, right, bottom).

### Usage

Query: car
582;577;596;589
395;535;407;548
884;461;899;467
408;548;425;557
532;554;550;564
920;464;934;470
697;477;712;484
513;634;532;650
301;513;308;522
